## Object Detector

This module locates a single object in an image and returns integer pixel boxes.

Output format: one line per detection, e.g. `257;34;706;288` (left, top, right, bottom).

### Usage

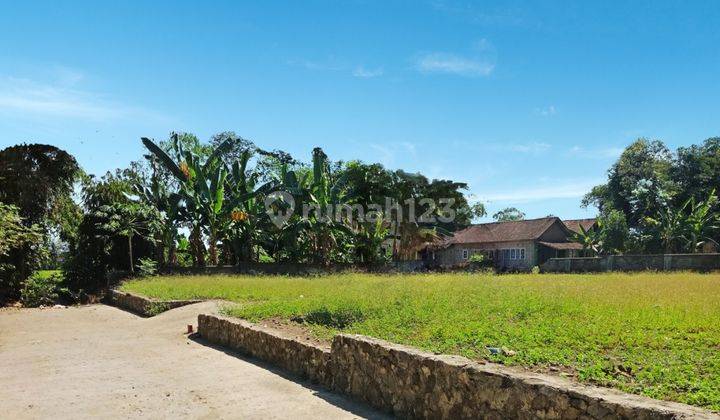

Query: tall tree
0;144;80;289
493;207;525;222
584;139;673;227
672;137;720;205
0;144;80;225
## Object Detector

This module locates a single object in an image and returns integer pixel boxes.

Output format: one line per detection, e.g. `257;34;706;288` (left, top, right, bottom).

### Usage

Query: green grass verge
120;272;720;410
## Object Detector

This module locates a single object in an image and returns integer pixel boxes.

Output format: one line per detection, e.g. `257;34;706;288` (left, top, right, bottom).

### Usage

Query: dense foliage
582;137;720;254
0;203;43;299
0;144;79;300
62;171;156;293
130;132;482;269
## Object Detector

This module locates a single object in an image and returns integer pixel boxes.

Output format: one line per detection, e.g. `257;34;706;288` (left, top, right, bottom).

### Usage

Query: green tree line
578;137;720;254
0;134;485;300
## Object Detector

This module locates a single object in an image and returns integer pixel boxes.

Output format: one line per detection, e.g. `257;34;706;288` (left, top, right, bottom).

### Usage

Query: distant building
427;217;593;270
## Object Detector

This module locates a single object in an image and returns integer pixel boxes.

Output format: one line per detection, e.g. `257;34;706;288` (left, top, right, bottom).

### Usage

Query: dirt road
0;303;385;419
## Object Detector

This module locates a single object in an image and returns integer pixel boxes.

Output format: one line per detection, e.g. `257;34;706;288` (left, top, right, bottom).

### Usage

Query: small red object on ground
187;324;194;334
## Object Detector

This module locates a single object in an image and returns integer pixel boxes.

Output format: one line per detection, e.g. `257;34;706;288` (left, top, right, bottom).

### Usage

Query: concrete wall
198;314;714;419
541;253;720;273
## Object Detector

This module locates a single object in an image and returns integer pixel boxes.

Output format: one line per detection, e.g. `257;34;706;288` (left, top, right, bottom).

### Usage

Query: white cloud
352;66;384;78
0;73;163;122
479;178;603;203
568;145;624;159
288;59;384;78
534;105;557;117
416;52;495;77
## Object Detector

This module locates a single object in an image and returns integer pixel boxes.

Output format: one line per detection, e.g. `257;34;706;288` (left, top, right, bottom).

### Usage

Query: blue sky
1;1;718;221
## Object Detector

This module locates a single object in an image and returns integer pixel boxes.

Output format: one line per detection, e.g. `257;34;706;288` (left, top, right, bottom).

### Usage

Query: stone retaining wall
108;290;202;317
198;314;715;419
197;314;333;384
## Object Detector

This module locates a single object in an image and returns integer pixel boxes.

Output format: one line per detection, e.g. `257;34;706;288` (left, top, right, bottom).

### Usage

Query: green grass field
121;272;720;410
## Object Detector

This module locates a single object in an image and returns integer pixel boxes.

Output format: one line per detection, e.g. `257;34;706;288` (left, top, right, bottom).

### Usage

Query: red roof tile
563;218;597;234
447;217;561;245
538;241;584;250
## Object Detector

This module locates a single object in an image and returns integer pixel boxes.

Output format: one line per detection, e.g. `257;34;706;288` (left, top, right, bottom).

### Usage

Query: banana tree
572;223;602;255
264;148;353;264
130;158;184;268
296;148;355;264
643;199;689;253
353;217;391;264
684;190;719;253
225;149;278;263
142;134;233;266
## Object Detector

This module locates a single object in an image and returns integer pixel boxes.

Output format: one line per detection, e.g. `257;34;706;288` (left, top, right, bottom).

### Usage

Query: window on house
520;248;525;259
511;249;516;259
462;249;468;259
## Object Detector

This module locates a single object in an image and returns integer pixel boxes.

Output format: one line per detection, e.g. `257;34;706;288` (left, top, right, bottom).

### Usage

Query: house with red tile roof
562;218;598;235
429;217;588;270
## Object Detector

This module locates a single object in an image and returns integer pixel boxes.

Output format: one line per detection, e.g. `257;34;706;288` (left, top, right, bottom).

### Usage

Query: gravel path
0;303;385;419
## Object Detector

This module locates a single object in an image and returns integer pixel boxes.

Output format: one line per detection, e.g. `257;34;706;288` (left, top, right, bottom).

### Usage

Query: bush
21;272;61;307
469;253;485;263
531;266;541;274
137;258;158;277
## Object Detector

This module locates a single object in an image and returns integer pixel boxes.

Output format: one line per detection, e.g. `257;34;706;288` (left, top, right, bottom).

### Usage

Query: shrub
145;301;169;316
137;258;158;277
302;306;367;329
20;272;61;307
531;265;541;274
469;253;485;263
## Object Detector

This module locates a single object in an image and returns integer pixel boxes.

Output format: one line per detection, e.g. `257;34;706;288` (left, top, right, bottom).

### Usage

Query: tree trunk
168;241;177;267
190;225;205;267
208;233;218;266
128;234;134;274
155;232;166;269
